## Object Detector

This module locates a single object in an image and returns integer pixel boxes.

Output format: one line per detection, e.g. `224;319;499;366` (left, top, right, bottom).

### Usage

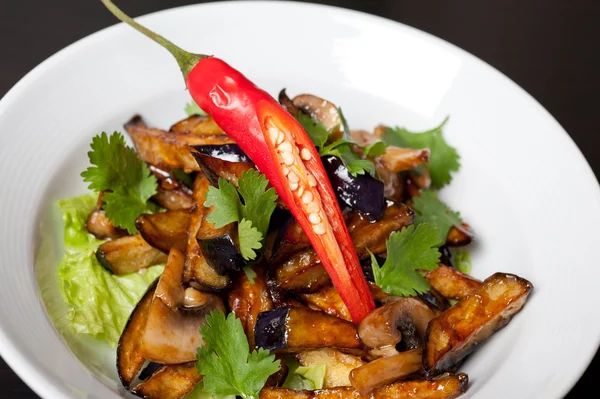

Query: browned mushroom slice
374;158;404;203
141;248;225;364
297;349;365;388
259;372;468;399
183;174;229;290
380;147;430;173
135;209;191;254
124;115;233;172
358;297;436;357
86;209;127;240
423;273;533;376
425;265;482;301
130;362;202;399
169;114;225;136
151;185;194;210
292;94;343;142
255;307;362;353
96;234;167;275
228;266;273;348
117;279;158;388
349;349;422;395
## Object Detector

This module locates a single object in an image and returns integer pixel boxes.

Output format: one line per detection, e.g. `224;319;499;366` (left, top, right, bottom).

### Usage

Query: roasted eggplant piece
349;349;422;395
138;362;162;381
183;175;229;289
86;209;127;240
228;266;273;348
191;145;255;187
298;285;351;321
141;248;225;364
446;223;473;246
259;373;468;399
379;147;430;173
151;185;194;210
117;279;158;387
358;297;436;357
131;362;202;399
297;349;365;388
96;234;167;275
254;307;361;353
425;265;482;301
124;115;233;172
321;155;385;220
268;214;313;265
199;233;246;275
273;201;413;292
135;209;190;254
278;89;300;118
423;273;533;376
169;114;225;136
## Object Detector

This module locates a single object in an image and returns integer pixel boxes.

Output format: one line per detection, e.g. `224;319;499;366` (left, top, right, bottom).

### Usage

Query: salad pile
53;2;534;398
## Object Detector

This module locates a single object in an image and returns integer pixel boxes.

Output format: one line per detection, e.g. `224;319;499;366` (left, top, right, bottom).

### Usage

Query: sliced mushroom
86;209;127;240
291;94;343;142
358;297;436;357
349;349;422;395
141;248;225;364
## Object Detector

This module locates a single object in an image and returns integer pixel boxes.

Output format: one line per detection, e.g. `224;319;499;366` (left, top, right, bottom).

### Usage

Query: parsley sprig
196;311;281;399
204;169;278;260
81;132;158;233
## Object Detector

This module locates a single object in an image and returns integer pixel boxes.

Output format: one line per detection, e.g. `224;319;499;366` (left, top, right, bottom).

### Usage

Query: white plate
0;1;599;398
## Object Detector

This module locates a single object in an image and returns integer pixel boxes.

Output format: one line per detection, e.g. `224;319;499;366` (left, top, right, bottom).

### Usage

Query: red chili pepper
102;0;375;322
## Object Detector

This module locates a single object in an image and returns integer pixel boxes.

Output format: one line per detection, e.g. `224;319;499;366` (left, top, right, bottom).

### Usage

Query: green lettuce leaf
282;356;326;390
57;193;163;347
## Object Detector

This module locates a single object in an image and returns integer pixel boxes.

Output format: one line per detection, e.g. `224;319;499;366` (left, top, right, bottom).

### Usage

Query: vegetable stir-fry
52;2;534;398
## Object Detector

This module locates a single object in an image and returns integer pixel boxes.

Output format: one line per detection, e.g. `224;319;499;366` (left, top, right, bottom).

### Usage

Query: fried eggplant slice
298;285;351;321
297;349;365;388
96;233;167;275
228;267;273;348
425;265;482;301
259;372;468;399
117;279;158;388
254;307;361;353
151;185;194;210
191;146;255;187
273;202;414;292
446;223;473;246
183;175;229;289
136;209;190;254
124;115;233;172
169;114;225;136
349;349;422;395
131;362;201;399
423;273;533;376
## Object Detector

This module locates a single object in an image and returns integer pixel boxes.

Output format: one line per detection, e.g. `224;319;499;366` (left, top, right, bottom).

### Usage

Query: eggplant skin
117;279;158;388
259;372;468;399
254;307;361;353
131;362;201;399
423;273;533;377
136;209;190;254
199;234;246;275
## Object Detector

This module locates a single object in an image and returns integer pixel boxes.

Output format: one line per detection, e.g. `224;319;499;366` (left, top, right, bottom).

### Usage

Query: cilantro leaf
196;311;280;399
243;266;257;284
172;168;195;187
383;116;459;187
452;247;472;274
412;190;462;246
81;132;157;233
296;112;329;149
185;100;207;116
372;223;441;296
238;219;263;261
363;141;388;157
203;170;278;261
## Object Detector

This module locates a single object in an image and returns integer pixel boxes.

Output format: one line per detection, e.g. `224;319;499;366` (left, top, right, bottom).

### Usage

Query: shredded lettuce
282;356;326;390
57;193;163;347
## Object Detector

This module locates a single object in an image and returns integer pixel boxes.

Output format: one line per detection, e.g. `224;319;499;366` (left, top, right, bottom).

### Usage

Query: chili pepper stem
101;0;206;81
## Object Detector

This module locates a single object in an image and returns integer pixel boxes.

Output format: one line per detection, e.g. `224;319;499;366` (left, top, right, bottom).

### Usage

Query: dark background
0;0;598;397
